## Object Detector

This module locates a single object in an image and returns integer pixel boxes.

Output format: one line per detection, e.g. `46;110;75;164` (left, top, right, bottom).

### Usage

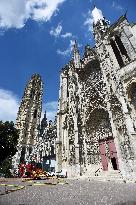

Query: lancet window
110;35;130;67
34;109;37;118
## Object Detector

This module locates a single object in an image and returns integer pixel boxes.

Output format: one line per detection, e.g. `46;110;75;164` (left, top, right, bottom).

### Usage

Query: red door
99;141;108;171
107;139;119;170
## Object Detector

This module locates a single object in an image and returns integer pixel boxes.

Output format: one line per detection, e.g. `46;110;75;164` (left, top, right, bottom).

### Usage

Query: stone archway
85;108;119;171
127;82;136;109
86;108;112;141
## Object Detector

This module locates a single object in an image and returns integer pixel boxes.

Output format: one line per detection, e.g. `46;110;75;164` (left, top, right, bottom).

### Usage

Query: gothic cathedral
56;7;136;180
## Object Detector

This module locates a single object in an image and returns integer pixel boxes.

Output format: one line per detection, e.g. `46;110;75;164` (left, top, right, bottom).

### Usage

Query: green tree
0;158;13;177
0;121;19;164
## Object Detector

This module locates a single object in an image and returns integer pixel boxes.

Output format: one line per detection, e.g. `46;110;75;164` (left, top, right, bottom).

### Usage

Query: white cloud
42;101;58;121
57;40;75;56
0;0;27;29
57;49;70;56
0;0;66;29
112;1;123;12
0;88;58;123
84;10;94;32
57;40;82;57
61;32;72;38
45;101;58;110
0;89;19;122
50;23;62;37
50;26;74;39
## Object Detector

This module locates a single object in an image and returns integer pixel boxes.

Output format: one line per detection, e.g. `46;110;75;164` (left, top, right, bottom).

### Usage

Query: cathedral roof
109;14;127;32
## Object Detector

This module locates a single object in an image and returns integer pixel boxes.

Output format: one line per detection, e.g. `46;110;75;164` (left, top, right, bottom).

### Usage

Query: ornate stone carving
12;74;43;168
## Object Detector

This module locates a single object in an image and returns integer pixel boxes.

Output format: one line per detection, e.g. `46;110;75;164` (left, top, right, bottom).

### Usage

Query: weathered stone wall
12;74;43;169
56;12;136;180
31;112;57;168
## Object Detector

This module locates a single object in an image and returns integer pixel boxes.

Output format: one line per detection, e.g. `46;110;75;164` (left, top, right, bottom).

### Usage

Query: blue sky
0;0;136;122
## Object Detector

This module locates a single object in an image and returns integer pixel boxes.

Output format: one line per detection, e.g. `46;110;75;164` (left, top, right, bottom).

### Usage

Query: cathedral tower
12;74;43;168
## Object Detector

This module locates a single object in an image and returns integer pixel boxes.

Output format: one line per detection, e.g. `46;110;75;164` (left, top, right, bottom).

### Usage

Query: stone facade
56;7;136;180
31;112;57;171
12;74;43;169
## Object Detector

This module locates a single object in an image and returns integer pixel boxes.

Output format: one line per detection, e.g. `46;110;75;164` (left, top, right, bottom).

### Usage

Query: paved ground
0;178;136;205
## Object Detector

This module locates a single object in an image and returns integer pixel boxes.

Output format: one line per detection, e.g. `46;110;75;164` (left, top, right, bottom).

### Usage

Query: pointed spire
72;40;80;68
92;6;104;24
43;110;47;120
92;6;110;42
40;110;48;137
73;40;78;52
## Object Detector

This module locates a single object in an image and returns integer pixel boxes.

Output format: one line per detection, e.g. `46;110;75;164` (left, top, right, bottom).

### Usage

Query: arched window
34;109;37;118
51;145;54;156
30;90;35;98
110;39;124;67
29;147;32;155
110;35;130;67
115;35;130;61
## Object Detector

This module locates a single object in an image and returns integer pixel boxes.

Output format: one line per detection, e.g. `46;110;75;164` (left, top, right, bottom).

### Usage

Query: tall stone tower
12;74;43;169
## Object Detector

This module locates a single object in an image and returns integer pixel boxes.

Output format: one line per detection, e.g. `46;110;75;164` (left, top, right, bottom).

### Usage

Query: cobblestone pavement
0;178;136;205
